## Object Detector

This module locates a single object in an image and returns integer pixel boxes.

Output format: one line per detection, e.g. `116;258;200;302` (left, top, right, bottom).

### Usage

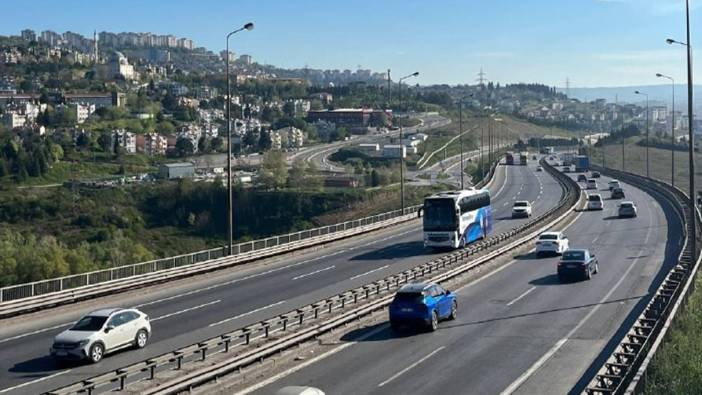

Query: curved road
247;161;683;395
0;157;558;394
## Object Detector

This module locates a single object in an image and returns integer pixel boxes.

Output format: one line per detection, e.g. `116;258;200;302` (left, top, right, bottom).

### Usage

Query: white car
608;180;621;191
512;200;532;218
535;231;569;256
587;194;604;210
51;308;151;363
587;179;598;190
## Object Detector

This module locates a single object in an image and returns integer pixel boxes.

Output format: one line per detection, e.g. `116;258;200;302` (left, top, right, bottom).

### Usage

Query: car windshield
514;202;528;207
588;195;601;201
71;316;108;331
393;292;424;303
620;203;633;208
539;234;558;240
562;251;585;261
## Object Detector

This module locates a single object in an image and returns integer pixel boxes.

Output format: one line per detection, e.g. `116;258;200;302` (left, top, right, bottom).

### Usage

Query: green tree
156;120;175;134
197;136;209;154
258;130;272;151
282;101;296;117
210;136;223;152
288;158;307;188
98;133;113;153
258;150;288;190
175;138;195;157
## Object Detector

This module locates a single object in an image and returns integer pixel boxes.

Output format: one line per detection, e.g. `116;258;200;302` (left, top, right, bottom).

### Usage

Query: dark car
389;282;457;331
558;249;599;281
577;174;587;182
618;201;638;218
591;171;601;178
611;187;625;199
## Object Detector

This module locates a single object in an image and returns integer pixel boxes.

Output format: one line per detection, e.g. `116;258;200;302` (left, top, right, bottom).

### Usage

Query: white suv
512;201;532;218
608;180;621;191
51;308;151;363
536;231;569;256
587;194;604;210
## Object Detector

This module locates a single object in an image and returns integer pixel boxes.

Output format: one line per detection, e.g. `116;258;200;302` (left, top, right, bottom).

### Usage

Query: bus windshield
423;199;457;231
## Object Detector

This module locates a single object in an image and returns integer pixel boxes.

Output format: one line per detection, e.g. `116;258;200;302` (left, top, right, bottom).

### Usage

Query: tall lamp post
458;94;473;189
657;73;676;187
225;22;254;256
634;90;650;177
398;72;419;214
667;0;696;257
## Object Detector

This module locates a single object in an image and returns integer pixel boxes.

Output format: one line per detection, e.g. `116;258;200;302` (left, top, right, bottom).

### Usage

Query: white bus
423;189;493;249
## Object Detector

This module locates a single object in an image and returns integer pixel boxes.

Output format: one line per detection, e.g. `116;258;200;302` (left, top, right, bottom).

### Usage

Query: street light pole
657;73;676;187
666;0;696;257
225;22;254;256
398;72;418;214
634;90;650;177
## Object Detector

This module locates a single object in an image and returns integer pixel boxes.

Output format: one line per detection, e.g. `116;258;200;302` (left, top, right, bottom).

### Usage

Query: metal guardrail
0;207;426;305
46;158;581;395
583;166;701;395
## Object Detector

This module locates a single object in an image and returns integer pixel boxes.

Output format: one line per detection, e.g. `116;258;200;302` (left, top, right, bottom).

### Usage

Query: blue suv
389;282;457;331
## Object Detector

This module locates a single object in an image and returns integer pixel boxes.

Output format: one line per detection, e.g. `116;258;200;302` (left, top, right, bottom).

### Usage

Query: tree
288;158;307;188
175;138;195;157
258;130;272;151
76;133;91;149
243;129;258;149
211;136;224;152
197;136;209;154
282;101;296;117
258;150;288;190
370;111;389;127
156;120;175;134
98;133;113;153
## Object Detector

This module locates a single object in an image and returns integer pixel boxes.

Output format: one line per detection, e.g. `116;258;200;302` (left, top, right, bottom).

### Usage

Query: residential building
159;162;195;179
144;133;168;155
72;103;96;124
271;130;282;150
177;38;194;50
307;108;391;129
310;92;333;105
64;92;125;108
21;29;36;42
220;50;236;62
108;52;137;80
113;129;136;153
1;112;27;129
239;54;253;65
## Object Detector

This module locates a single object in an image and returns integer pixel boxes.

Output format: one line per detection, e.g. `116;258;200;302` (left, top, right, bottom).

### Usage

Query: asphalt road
0;157;559;394
249;164;683;395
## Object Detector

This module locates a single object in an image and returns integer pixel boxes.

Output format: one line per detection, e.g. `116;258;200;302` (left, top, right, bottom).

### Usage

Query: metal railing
46;158;581;395
0;206;420;305
584;165;701;395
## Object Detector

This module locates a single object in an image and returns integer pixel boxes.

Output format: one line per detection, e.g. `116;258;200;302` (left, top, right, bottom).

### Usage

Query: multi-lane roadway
0;159;560;394
247;161;683;395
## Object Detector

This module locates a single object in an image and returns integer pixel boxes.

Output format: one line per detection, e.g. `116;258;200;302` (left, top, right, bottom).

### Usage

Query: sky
1;0;701;88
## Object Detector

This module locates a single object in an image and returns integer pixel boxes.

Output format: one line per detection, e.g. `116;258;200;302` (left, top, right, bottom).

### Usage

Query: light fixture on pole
398;72;419;214
225;22;254;256
458;94;474;189
657;72;676;187
634;90;650;177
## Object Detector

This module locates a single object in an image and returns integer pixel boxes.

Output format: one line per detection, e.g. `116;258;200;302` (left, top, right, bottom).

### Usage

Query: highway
0;158;561;394
247;162;683;395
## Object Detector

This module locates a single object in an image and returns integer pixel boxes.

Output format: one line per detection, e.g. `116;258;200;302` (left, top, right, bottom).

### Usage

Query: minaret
93;30;99;63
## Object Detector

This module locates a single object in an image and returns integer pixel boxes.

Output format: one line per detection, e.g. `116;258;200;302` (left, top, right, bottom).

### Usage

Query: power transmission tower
477;67;486;86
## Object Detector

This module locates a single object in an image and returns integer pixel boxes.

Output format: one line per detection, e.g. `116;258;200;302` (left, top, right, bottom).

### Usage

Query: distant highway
248;159;683;395
0;157;559;394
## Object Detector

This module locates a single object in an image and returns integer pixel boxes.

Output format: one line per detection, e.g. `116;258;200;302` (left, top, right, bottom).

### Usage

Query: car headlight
77;340;90;347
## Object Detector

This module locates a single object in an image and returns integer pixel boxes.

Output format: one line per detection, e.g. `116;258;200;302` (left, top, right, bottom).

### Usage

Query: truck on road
506;152;514;165
519;152;528;165
574;155;590;172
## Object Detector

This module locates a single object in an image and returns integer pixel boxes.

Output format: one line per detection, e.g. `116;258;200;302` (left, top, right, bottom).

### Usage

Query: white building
271;131;283;150
73;103;96;124
144;133;168;156
109;51;137;80
1;112;26;129
113;129;136;153
358;143;380;152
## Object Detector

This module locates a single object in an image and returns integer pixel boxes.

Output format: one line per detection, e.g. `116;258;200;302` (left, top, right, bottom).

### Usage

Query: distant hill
557;85;702;113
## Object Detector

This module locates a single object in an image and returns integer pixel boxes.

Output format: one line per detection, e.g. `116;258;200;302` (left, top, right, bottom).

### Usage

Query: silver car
51;308;151;363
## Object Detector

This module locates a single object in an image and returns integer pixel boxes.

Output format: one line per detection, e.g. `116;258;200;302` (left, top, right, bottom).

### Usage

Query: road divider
45;158;581;395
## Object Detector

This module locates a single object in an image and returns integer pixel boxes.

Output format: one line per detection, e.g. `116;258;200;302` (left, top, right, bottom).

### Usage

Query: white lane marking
349;265;390;280
151;299;221;322
0;322;72;344
492;165;509;199
3;227;418;343
292;265;336;280
378;346;446;387
209;300;286;327
0;369;71;394
500;208;655;395
231;323;389;395
506;287;537;307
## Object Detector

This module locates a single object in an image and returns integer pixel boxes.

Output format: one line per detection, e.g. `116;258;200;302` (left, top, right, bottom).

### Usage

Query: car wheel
135;329;148;349
429;311;438;332
449;301;458;320
585;266;592;280
89;343;104;364
594;262;599;274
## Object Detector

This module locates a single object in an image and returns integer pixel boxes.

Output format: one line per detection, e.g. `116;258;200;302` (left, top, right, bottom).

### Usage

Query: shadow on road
351;241;432;261
9;355;66;375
